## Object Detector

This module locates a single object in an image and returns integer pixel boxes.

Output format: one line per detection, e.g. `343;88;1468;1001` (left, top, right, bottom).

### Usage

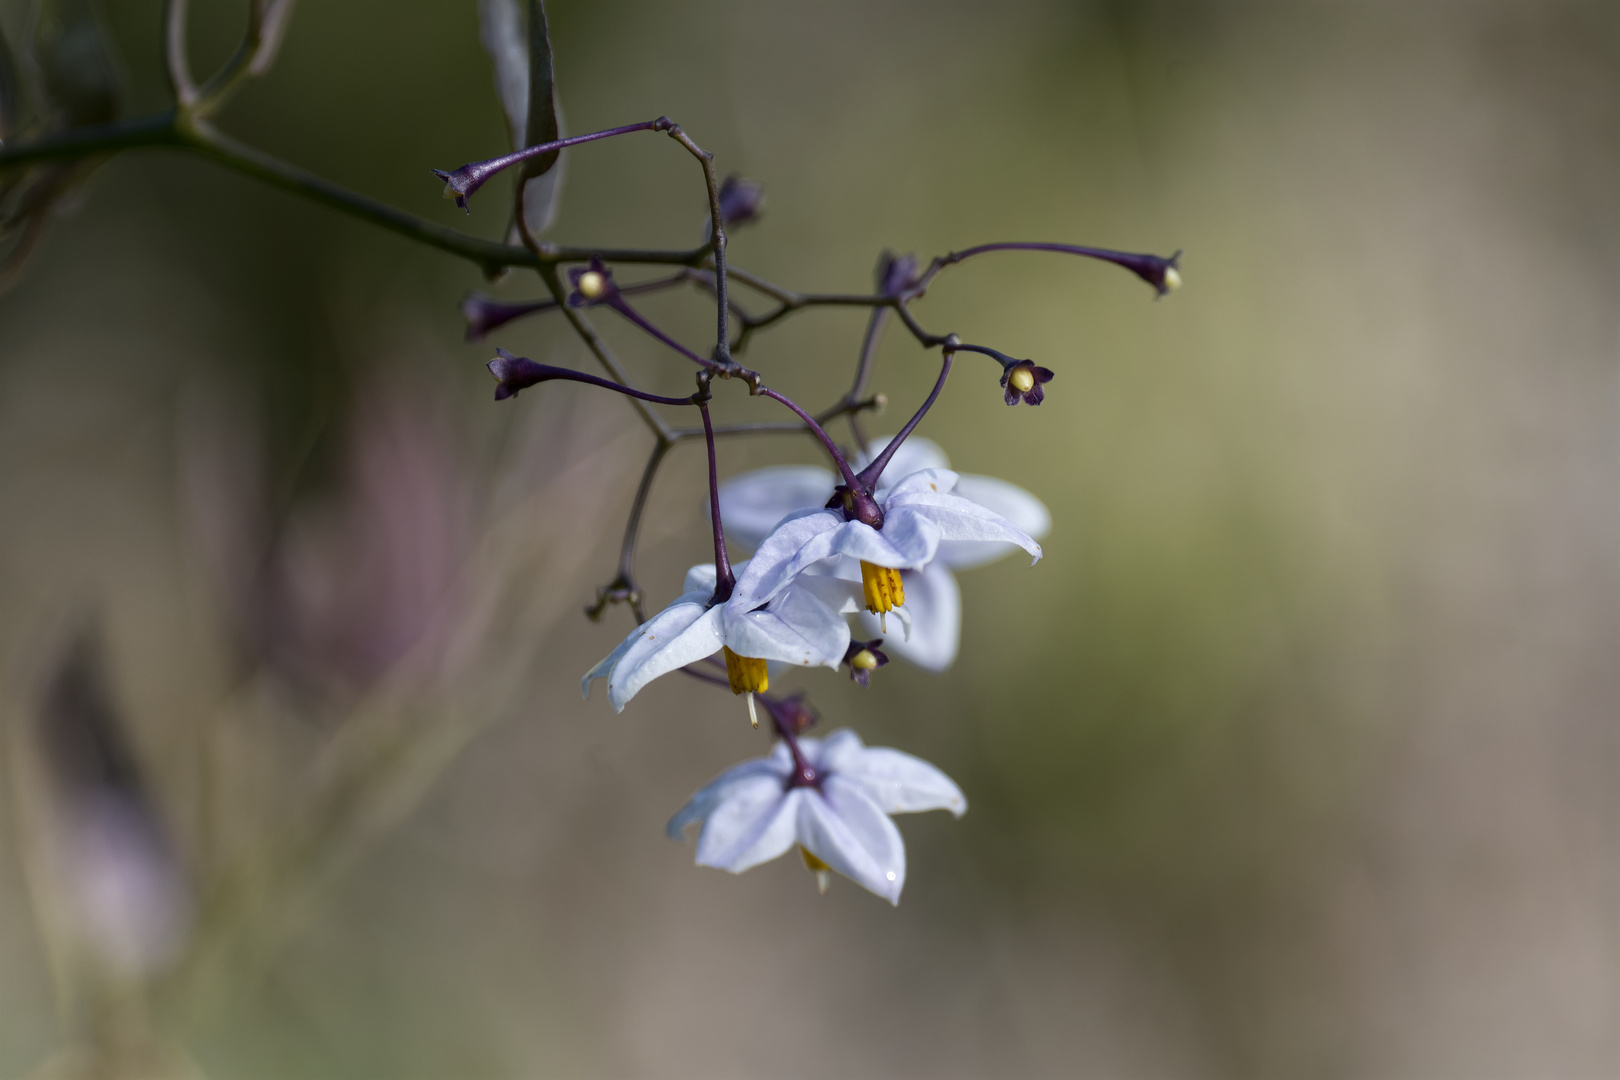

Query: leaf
33;0;120;128
520;0;560;182
477;0;527;148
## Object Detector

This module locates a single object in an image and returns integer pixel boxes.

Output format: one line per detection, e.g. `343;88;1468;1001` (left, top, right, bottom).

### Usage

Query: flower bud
772;692;819;734
999;359;1054;407
875;250;920;296
566;255;618;307
487;347;549;400
460;292;555;341
842;639;889;688
717;175;764;227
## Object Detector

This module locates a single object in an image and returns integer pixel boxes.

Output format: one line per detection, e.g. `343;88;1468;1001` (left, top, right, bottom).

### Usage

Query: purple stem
606;294;717;369
924;242;1180;295
488;353;698;406
433;118;670;208
757;387;863;492
699;402;736;603
856;347;953;489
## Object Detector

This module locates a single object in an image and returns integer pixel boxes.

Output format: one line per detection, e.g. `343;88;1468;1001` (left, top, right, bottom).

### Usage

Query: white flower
717;437;1050;670
666;728;966;904
581;563;858;713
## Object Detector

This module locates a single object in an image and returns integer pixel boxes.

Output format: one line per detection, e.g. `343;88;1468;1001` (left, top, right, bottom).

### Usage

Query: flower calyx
827;484;885;529
1000;358;1054;407
842;638;889;688
772;692;819;735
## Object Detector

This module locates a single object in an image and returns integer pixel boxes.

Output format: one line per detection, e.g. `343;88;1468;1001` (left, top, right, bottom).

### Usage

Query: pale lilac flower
666;729;966;904
717;437;1050;670
582;563;859;713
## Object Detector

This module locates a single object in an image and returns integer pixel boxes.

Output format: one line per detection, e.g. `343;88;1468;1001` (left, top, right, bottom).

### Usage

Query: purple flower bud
429;165;491;213
566;255;617;308
487;347;552;400
771;692;819;735
842;639;889;688
717;175;764;227
1108;249;1183;297
1000;359;1054;406
875;250;920;296
460;292;557;342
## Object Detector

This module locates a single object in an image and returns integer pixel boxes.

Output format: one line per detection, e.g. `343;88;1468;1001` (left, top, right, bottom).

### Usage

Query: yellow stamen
800;845;832;896
850;649;879;671
1008;366;1036;394
859;560;905;616
1162;266;1182;292
577;270;606;299
723;646;768;695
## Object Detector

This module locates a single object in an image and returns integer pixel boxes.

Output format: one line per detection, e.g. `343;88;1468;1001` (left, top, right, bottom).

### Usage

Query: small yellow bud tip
1008;368;1036;394
851;649;878;671
577;271;606;299
1162;266;1182;292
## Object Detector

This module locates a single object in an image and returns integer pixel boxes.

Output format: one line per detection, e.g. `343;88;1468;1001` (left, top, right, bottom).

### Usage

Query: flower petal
937;475;1052;569
716;466;836;551
696;781;802;873
729;511;939;609
858;435;951;492
605;603;725;711
800;778;907;904
888;490;1042;563
860;559;960;671
722;583;851;668
666;749;791;840
682;562;719;595
822;738;967;818
884;467;961;499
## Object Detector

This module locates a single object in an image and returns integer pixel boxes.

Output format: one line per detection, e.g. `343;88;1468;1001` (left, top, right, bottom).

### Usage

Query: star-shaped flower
666;729;966;904
726;465;1040;633
717;437;1050;670
582;563;858;713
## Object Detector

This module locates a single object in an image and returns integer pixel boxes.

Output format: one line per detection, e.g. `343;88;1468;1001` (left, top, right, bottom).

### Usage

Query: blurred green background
1;0;1615;1077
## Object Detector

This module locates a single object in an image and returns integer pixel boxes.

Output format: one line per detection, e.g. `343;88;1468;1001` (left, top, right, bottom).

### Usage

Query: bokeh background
1;0;1615;1076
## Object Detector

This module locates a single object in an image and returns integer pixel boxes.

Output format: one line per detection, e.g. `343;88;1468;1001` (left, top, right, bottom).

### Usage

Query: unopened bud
999;359;1055;407
577;270;606;299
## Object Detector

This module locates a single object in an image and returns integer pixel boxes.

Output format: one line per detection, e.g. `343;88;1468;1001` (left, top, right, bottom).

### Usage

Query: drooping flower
1000;359;1055;406
727;465;1040;636
717;437;1050;670
666;729;966;904
581;563;859;715
841;638;889;687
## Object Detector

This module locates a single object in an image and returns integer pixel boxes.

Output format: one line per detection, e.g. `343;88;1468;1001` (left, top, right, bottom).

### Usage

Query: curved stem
699;402;735;603
606;294;717;369
857;347;953;489
536;264;673;440
163;0;197;106
665;125;732;367
757;387;863;492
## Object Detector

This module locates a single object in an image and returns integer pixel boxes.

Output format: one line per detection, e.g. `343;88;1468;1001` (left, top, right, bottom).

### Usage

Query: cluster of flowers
474;237;1178;903
426;0;1181;905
